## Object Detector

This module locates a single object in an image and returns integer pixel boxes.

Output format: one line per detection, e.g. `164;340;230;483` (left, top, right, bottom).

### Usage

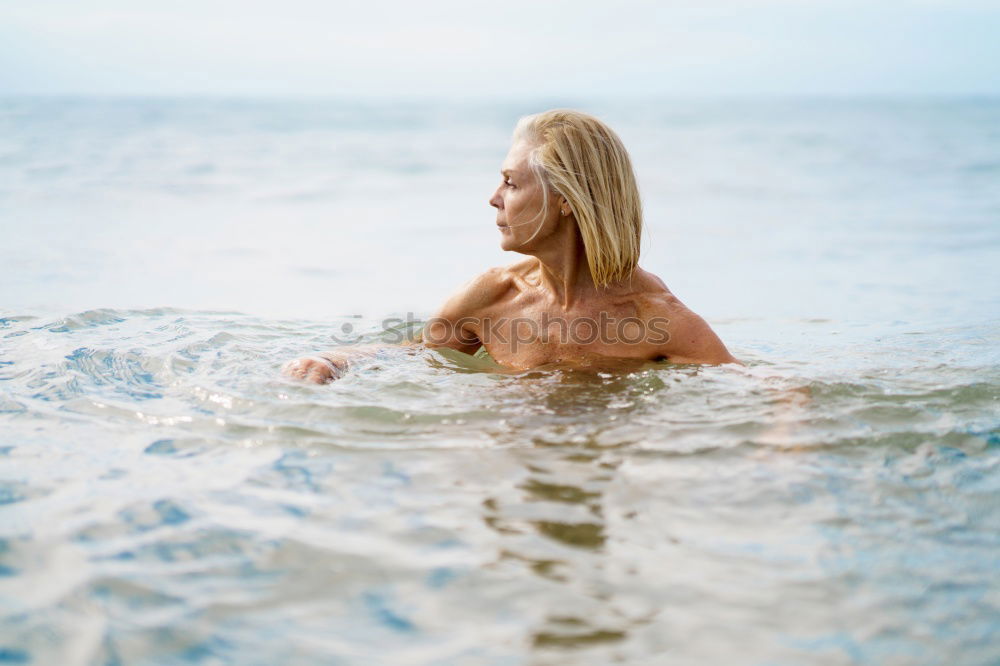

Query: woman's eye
504;179;514;188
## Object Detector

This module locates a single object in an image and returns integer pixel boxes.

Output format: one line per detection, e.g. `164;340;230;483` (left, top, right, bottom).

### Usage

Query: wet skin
284;139;737;383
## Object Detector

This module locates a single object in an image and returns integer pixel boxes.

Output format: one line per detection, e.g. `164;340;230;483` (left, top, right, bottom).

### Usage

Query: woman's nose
489;188;502;209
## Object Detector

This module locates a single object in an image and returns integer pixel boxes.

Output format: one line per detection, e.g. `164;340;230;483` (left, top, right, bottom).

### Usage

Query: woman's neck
529;224;599;310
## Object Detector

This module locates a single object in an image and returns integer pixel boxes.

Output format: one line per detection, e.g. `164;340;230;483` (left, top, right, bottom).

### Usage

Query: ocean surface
1;97;998;665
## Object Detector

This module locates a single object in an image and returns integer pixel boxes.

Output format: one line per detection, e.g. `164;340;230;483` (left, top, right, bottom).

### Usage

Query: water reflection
479;368;651;653
4;308;997;664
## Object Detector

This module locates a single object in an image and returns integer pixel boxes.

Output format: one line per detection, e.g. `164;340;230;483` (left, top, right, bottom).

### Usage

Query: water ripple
0;308;997;665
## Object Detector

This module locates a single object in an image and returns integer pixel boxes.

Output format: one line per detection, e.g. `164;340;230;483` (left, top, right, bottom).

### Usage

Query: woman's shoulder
501;257;539;278
446;264;519;313
628;268;739;364
624;267;687;313
474;259;539;294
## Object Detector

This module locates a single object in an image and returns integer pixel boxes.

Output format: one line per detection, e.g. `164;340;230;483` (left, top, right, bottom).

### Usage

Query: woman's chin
498;230;514;250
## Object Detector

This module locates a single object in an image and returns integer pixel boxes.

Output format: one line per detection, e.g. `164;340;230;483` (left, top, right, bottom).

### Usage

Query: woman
284;109;738;383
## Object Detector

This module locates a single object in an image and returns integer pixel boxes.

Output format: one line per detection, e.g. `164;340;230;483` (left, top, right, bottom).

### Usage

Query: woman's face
489;140;561;252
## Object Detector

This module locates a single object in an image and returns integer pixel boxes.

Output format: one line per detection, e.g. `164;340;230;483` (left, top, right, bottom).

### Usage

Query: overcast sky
2;0;999;97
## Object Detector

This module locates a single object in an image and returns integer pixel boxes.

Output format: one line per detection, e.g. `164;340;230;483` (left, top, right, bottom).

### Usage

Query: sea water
1;97;998;664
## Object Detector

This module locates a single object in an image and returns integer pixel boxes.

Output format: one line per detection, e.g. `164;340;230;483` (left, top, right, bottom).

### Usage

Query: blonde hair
512;109;643;288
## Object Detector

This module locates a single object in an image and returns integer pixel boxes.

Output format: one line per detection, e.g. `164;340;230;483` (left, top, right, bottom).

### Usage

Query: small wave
44;308;128;332
62;347;164;401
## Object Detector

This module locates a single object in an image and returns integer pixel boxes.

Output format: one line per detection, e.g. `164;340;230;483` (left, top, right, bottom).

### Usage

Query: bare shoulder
627;268;686;316
442;265;516;315
414;266;514;351
632;268;740;365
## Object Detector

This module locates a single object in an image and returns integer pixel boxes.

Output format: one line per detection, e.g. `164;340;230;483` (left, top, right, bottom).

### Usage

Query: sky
2;0;999;98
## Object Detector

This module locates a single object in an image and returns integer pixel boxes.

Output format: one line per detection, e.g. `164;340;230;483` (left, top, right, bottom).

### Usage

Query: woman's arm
281;344;389;383
283;269;500;384
655;307;742;366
